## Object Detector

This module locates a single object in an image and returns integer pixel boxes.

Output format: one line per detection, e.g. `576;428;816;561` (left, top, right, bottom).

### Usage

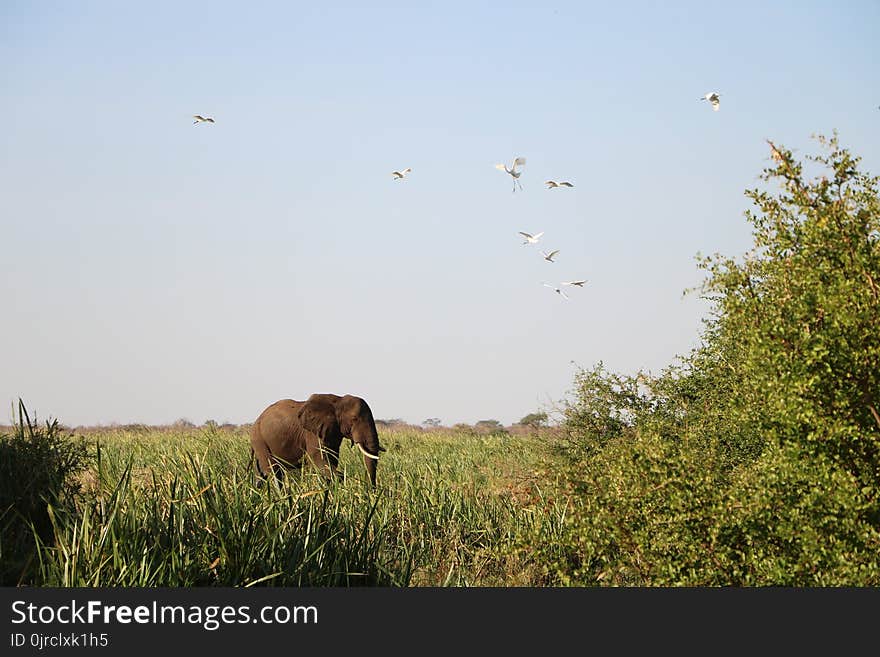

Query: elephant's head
298;393;382;485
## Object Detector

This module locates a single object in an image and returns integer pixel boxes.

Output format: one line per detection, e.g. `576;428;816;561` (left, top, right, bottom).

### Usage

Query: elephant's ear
297;400;339;440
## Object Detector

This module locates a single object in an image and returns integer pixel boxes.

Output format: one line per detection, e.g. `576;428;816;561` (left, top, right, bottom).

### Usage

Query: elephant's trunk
347;401;381;486
362;446;378;486
354;431;380;486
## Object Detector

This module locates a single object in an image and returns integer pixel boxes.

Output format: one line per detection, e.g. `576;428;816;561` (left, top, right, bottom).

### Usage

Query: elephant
249;393;382;486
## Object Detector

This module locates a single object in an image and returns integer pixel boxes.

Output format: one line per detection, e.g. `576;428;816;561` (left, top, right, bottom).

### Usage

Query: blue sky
2;1;878;427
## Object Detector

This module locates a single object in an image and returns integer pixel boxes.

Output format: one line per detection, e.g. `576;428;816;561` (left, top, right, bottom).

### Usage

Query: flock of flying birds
398;152;587;300
407;153;585;300
191;92;724;301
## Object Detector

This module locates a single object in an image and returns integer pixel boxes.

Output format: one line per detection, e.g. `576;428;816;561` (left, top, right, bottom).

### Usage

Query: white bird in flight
495;157;526;192
519;231;544;245
193;115;215;124
700;92;721;111
545;180;574;189
562;280;587;287
541;249;560;262
391;168;412;180
543;283;569;299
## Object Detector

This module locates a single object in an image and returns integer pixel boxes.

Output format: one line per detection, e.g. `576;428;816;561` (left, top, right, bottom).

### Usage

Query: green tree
518;412;548;429
548;134;880;586
698;133;880;487
561;362;650;456
474;419;508;435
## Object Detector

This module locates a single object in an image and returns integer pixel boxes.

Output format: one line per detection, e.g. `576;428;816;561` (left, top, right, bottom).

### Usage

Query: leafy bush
699;133;880;485
551;134;880;585
719;441;880;585
560;362;647;456
542;429;725;586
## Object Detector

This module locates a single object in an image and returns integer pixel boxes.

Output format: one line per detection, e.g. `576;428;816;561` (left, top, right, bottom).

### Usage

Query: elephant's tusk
356;443;380;460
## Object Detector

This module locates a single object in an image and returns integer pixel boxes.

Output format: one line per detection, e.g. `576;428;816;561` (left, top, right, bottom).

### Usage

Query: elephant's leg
251;442;273;483
326;450;344;481
251;441;292;485
306;442;340;481
249;448;266;487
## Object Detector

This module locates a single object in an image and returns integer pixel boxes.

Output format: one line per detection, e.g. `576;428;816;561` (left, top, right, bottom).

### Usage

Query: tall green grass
0;402;90;585
19;425;570;586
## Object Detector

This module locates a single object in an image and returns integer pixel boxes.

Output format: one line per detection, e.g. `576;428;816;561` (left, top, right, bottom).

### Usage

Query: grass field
8;423;573;587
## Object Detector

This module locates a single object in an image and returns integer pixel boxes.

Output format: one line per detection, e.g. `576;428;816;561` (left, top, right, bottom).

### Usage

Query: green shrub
543;429;728;586
551;134;880;586
546;430;880;586
719;441;880;585
698;133;880;484
560;362;647;457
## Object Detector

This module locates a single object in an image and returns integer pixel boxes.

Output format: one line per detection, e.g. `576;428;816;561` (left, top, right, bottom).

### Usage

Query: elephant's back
253;399;301;432
250;399;306;458
256;399;301;418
